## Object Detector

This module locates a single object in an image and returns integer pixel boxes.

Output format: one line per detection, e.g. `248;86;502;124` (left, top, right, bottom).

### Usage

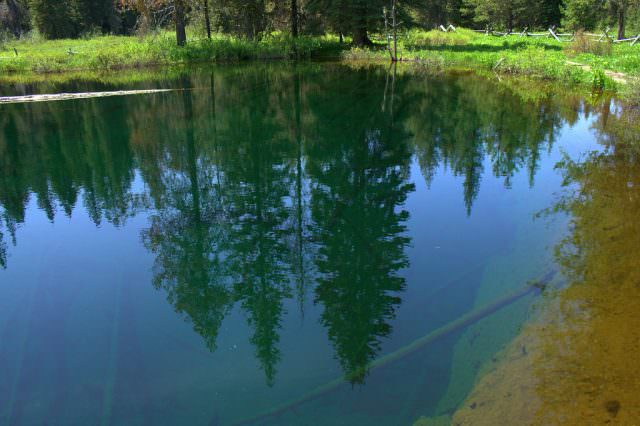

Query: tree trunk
352;2;372;47
291;0;299;37
175;0;187;46
203;0;212;39
353;26;372;47
392;0;397;61
293;69;305;309
617;5;625;40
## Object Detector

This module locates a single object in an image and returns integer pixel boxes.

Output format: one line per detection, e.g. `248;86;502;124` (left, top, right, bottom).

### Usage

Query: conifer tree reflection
306;68;414;383
0;67;598;390
405;77;564;213
76;100;138;227
141;78;234;353
220;71;296;386
524;104;640;423
555;103;640;283
0;213;11;269
0;116;25;268
283;68;313;315
133;68;319;386
0;116;29;226
0;98;138;267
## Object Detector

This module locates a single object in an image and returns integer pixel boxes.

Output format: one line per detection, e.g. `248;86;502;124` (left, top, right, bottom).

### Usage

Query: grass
573;44;640;74
0;31;343;74
1;27;638;92
348;28;635;90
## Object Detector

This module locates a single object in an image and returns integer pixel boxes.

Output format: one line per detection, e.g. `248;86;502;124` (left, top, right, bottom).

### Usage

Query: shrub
622;78;640;107
566;30;612;56
403;29;472;48
591;66;606;90
0;30;9;50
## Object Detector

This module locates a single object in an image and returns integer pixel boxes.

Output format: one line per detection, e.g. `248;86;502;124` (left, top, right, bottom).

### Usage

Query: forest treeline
1;0;639;45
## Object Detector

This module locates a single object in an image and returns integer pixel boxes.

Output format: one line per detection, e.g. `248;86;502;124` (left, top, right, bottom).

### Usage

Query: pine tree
306;0;389;46
175;0;186;45
29;0;120;39
0;0;31;37
75;0;120;33
563;0;638;37
562;0;606;30
29;0;81;38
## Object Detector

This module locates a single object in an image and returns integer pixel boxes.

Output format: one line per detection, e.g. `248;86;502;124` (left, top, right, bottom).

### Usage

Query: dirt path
566;60;629;84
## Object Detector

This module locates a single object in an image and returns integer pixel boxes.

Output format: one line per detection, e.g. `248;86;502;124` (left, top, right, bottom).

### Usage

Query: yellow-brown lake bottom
451;278;640;425
418;107;640;426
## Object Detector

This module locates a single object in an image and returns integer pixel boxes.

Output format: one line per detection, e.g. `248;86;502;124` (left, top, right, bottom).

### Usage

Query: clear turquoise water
0;64;601;425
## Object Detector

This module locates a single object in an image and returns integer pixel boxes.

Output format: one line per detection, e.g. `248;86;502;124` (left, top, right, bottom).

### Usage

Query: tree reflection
220;70;296;386
0;65;595;387
140;68;302;385
141;77;234;353
405;77;565;214
0;214;12;269
306;67;414;383
554;102;640;286
474;102;640;425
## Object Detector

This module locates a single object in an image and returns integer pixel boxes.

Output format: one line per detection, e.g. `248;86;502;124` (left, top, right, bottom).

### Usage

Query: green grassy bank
1;28;639;92
0;32;343;73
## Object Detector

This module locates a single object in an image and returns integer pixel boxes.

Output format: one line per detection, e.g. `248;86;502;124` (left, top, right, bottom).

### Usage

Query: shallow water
0;63;616;425
453;106;640;425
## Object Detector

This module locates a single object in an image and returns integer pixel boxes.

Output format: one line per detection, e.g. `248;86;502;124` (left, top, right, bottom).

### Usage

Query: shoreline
449;276;640;425
449;137;640;425
1;29;637;96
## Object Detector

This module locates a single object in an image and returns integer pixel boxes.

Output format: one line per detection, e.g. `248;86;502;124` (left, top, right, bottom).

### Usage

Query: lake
0;63;622;425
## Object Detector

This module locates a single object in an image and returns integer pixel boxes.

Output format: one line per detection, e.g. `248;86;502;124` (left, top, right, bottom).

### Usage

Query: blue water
0;64;603;425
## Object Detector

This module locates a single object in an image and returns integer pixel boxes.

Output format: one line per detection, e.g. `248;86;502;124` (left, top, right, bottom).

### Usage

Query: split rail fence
441;24;640;45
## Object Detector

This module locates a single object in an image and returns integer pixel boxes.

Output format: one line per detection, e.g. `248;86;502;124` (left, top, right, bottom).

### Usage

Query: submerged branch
234;269;558;425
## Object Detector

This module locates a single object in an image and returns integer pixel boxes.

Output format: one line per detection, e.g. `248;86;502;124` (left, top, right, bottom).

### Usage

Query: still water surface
0;64;611;425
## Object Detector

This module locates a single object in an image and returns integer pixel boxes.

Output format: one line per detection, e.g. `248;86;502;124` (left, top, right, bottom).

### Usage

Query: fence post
548;27;561;42
598;27;611;42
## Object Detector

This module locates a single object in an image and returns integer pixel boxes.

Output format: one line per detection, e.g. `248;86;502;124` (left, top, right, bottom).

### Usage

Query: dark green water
0;64;606;425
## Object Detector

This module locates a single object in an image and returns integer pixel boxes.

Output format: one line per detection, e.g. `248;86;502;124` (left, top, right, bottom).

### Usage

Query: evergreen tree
0;0;31;36
306;0;389;45
175;0;186;44
463;0;562;30
29;0;120;38
75;0;120;33
29;0;81;38
563;0;607;30
563;0;638;37
609;0;639;39
464;0;514;29
24;0;638;41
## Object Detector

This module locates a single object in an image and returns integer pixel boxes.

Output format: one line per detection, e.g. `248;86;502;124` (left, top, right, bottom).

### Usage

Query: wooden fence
443;25;640;45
